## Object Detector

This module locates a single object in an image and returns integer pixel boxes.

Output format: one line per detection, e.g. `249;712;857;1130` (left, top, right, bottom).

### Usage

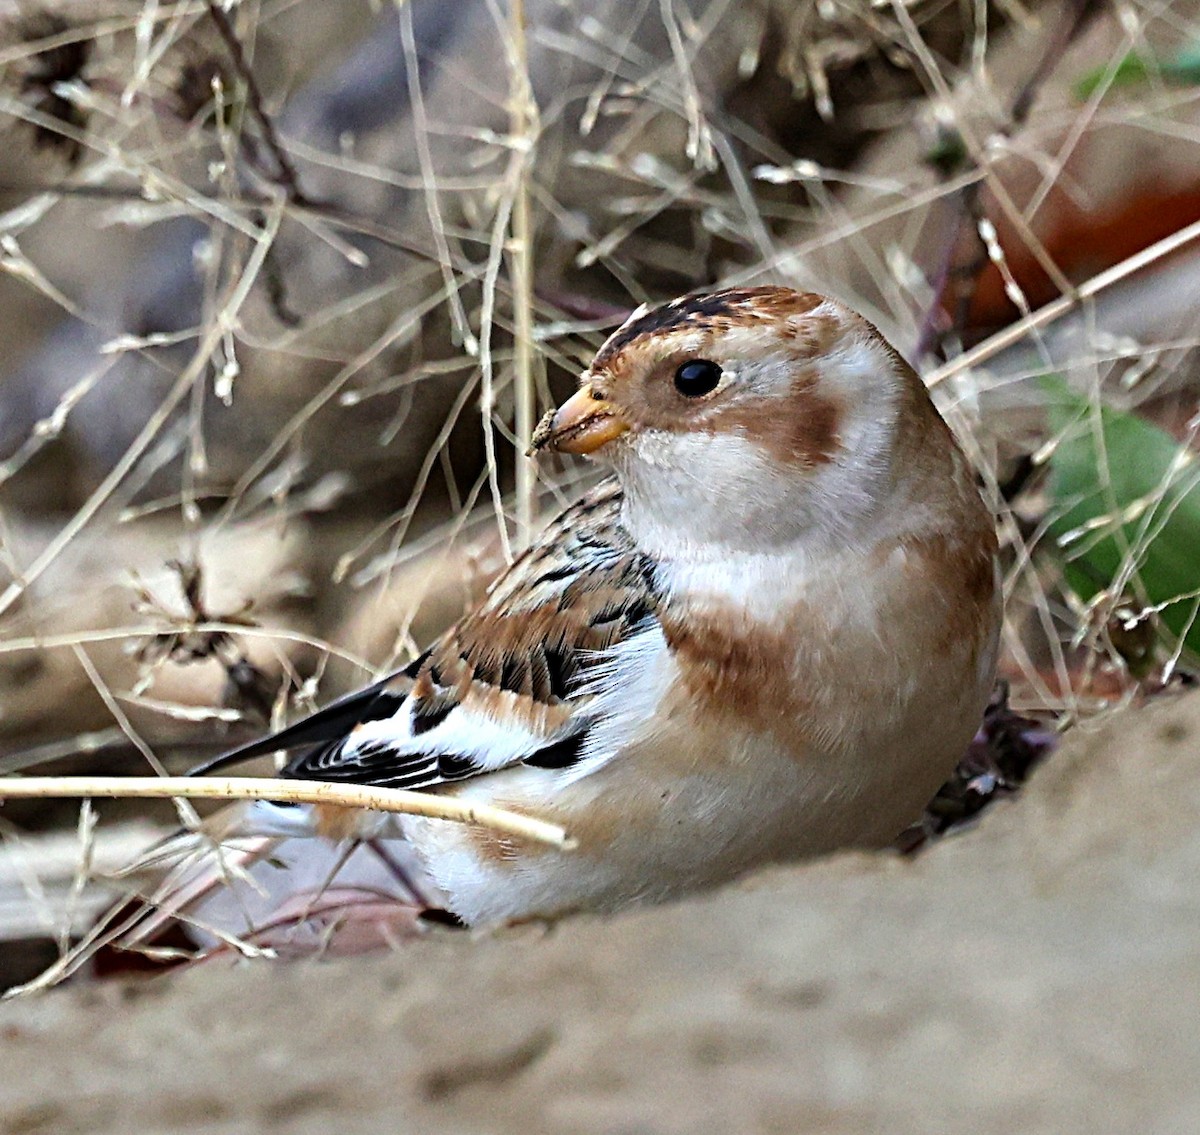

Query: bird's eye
673;359;723;398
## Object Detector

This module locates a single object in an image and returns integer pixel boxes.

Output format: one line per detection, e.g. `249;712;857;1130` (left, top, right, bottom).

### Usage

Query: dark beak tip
527;408;560;455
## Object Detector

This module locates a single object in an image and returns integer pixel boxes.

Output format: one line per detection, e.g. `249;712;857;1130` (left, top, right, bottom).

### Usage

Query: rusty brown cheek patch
708;382;843;469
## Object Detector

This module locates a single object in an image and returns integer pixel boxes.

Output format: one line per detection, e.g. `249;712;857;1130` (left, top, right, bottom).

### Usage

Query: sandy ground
0;690;1198;1134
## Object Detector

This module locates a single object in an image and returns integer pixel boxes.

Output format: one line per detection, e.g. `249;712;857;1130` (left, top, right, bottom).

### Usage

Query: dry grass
0;0;1197;979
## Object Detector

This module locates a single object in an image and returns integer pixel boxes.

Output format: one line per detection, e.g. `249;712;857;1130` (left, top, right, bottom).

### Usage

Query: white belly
399;673;985;926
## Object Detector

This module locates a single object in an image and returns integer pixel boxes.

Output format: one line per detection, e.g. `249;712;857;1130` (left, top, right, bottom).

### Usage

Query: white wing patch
559;622;677;784
341;701;564;774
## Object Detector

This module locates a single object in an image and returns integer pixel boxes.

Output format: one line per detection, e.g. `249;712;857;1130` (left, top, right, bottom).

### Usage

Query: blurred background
0;0;1198;981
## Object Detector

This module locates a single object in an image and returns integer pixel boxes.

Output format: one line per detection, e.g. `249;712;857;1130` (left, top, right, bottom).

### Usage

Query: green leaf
1041;375;1200;659
1074;44;1200;100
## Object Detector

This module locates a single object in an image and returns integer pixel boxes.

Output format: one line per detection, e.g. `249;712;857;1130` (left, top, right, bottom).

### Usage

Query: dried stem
0;777;574;849
926;216;1200;388
206;0;310;204
508;0;541;549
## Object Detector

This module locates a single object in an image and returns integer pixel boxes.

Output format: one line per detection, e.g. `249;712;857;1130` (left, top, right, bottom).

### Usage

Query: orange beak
528;384;631;456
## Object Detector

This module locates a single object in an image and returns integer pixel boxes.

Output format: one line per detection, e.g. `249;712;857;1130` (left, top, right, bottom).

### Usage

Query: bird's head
531;286;955;556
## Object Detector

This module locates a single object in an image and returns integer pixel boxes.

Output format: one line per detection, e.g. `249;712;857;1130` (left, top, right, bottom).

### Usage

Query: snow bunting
172;286;1001;931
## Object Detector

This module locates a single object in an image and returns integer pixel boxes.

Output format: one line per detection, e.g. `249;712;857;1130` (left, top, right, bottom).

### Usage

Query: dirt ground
0;692;1197;1134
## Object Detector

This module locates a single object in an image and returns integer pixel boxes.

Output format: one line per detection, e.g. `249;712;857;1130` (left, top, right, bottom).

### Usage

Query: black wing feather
187;675;409;776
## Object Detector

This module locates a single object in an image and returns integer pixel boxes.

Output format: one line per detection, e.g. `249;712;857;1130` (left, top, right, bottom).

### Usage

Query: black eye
673;359;723;398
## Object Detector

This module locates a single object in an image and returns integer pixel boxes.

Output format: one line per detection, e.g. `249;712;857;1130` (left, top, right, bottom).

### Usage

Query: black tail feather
187;678;408;777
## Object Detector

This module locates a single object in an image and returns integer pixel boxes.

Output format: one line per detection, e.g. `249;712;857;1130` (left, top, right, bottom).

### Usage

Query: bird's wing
193;480;661;790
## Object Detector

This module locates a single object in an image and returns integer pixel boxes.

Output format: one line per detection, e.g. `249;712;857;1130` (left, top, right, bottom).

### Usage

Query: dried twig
0;777;574;850
507;0;542;549
205;0;311;204
926;216;1200;388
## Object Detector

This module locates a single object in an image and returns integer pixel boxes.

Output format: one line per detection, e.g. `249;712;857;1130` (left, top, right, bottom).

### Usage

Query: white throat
611;424;899;565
